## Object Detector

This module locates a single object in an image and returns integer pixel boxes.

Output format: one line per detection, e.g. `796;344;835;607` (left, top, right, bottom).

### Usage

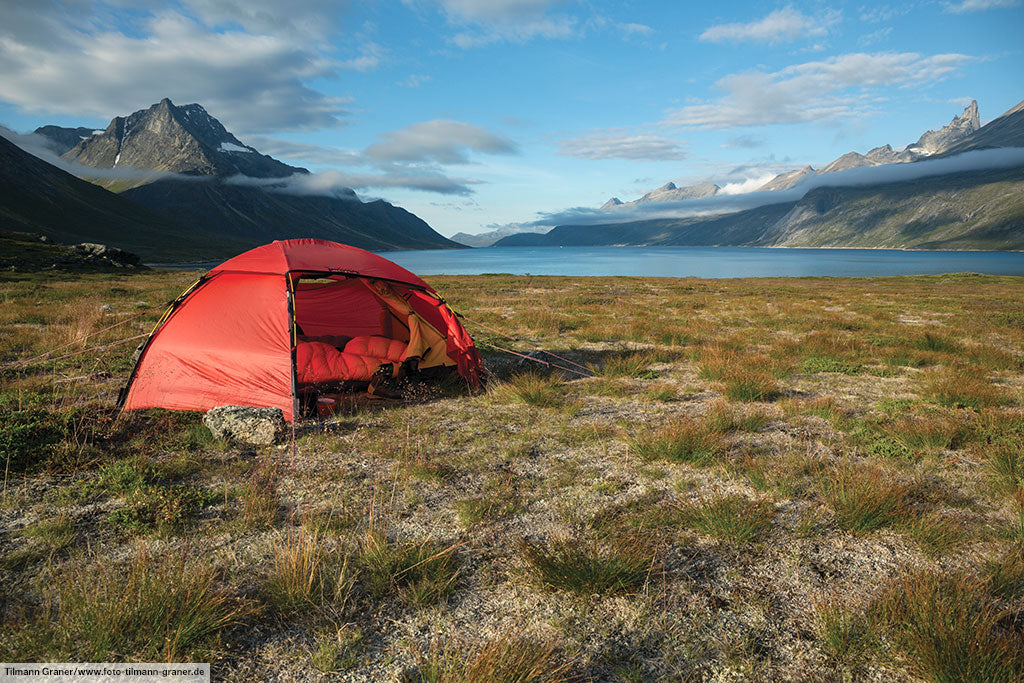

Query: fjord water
384;246;1024;278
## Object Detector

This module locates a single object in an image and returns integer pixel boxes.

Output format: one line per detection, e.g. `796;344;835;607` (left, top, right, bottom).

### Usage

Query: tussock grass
983;548;1024;602
888;414;961;456
599;351;659;378
919;364;1009;409
491;372;574;410
705;400;771;433
265;529;355;618
813;596;875;666
722;370;780;402
359;530;461;606
819;463;912;533
311;626;364;673
239;462;280;529
4;550;253;661
521;535;656;595
985;439;1024;500
677;493;773;544
873;568;1024;683
628;419;724;466
405;633;572;683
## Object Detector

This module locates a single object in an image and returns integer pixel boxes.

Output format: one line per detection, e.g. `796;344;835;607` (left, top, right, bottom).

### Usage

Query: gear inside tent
118;239;482;420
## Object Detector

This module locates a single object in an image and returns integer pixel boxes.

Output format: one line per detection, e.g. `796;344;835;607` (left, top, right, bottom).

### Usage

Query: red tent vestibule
119;239;482;421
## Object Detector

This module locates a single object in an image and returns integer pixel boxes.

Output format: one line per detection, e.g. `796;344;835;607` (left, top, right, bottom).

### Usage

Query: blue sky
1;0;1022;236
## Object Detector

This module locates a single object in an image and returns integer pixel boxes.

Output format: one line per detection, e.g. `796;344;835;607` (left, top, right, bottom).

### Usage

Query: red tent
119;239;482;421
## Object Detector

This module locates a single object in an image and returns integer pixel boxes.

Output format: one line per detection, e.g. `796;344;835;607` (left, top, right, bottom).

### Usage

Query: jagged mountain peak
60;98;306;179
907;100;980;155
601;197;623;210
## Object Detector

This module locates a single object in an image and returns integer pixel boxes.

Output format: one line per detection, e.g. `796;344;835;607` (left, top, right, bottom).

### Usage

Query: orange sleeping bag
296;336;408;384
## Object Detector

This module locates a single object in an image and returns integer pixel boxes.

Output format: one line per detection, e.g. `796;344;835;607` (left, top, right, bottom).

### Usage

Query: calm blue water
382;246;1024;278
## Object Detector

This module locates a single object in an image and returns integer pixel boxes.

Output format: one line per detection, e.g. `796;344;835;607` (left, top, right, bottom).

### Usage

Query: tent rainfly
119;239;482;421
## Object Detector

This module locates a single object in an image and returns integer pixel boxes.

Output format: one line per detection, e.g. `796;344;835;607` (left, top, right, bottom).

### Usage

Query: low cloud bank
0;126;197;183
1;126;478;197
530;147;1024;227
226;168;481;197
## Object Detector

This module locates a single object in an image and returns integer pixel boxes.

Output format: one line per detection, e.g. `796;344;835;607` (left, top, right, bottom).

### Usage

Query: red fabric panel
210;239;430;287
294;279;386;337
407;291;482;388
123;273;294;419
344;336;407;363
296;341;397;383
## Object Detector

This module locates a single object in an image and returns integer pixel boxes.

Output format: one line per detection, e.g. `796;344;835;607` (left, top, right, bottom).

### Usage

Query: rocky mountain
756;166;815;192
908;100;980;155
451;224;550;247
0;134;250;261
754;101;982;192
938;99;1024;156
33;125;102;154
600;181;720;209
495;164;1024;251
18;98;462;257
61;98;307;179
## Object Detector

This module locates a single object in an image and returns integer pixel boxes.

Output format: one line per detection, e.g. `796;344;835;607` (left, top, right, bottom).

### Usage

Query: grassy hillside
2;270;1024;680
763;165;1024;250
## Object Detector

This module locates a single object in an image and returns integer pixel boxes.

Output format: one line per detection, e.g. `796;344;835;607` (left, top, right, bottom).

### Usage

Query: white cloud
557;131;687;160
945;0;1020;12
858;26;893;46
364;120;517;164
398;74;433;88
229;168;482;196
337;42;387;71
169;0;347;42
416;0;579;47
662;52;973;129
699;7;840;45
0;3;347;133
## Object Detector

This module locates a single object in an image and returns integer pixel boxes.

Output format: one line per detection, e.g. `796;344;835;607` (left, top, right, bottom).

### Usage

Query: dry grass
405;633;573;683
819;462;913;533
873;568;1024;683
2;550;253;661
3;271;1024;679
628;419;725;466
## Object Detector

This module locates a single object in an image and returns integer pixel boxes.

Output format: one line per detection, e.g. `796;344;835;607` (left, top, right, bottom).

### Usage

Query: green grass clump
628;420;724;466
820;463;912;533
802;356;862;375
2;551;252;661
813;597;875;667
405;633;571;683
873;568;1024;683
721;369;779;402
521;535;655;595
359;531;460;607
492;372;574;410
677;494;773;544
311;626;364;673
107;484;218;534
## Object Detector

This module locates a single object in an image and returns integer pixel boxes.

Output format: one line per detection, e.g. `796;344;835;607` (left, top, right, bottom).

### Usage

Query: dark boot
368;363;402;399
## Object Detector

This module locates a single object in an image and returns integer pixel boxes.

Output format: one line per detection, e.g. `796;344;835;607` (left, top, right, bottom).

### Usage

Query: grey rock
203;406;287;445
73;242;142;268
